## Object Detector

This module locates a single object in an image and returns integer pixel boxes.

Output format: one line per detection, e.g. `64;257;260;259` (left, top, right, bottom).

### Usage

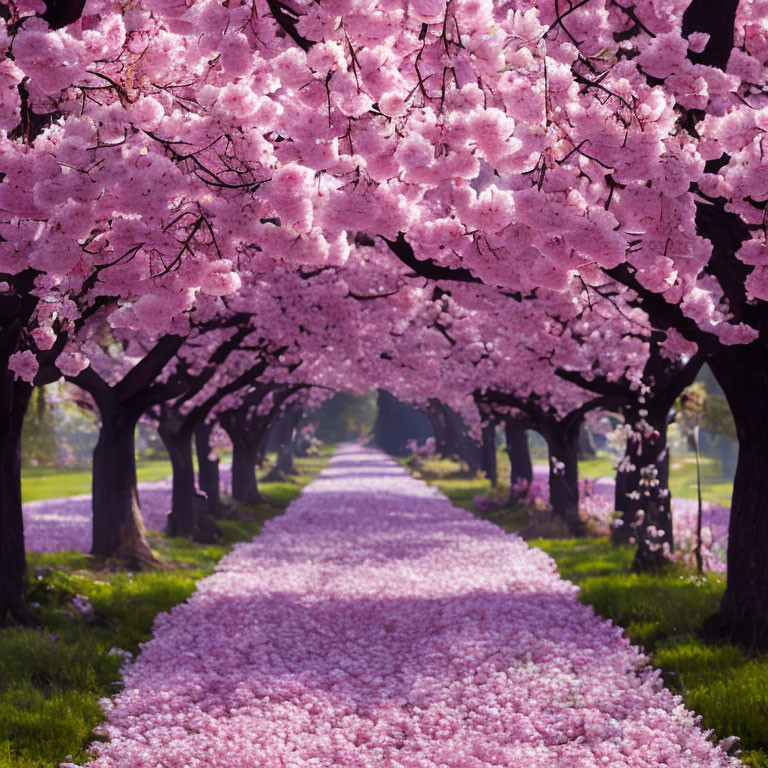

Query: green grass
2;453;330;768
533;453;733;507
418;465;767;767
533;538;768;767
667;456;735;508
21;450;333;505
21;460;175;503
567;456;615;479
414;447;734;509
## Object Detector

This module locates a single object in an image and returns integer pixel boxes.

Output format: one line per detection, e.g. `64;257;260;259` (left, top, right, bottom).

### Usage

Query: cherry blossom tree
0;0;244;622
218;384;301;506
152;329;273;539
271;0;766;645
3;0;767;649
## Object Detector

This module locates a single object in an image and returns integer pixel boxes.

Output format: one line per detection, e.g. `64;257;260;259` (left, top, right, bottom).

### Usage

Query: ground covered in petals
69;447;739;768
22;471;233;553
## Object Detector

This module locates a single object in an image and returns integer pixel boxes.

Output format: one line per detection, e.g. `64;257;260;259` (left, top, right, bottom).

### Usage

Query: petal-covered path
72;447;737;768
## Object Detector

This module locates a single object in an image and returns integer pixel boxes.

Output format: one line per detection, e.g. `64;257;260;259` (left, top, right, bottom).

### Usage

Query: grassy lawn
21;460;175;504
21;450;336;506
418;464;767;768
535;453;734;508
411;447;734;509
667;456;735;508
2;452;331;768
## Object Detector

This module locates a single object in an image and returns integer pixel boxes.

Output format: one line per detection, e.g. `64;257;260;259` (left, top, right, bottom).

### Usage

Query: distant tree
312;392;377;444
20;387;57;468
373;390;433;457
703;396;738;444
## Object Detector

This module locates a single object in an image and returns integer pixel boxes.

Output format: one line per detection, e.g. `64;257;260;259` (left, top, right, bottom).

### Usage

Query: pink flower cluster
405;437;436;458
66;447;738;768
670;499;730;574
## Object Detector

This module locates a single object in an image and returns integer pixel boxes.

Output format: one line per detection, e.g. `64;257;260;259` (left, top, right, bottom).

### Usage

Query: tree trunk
704;352;768;649
631;413;673;571
543;419;584;536
425;399;453;456
443;405;483;474
195;421;220;518
504;419;532;504
158;422;199;539
423;400;483;472
268;406;301;479
613;462;629;539
277;442;297;477
230;434;262;505
255;422;271;467
91;406;156;564
0;378;32;626
610;406;674;570
373;389;433;456
481;420;498;488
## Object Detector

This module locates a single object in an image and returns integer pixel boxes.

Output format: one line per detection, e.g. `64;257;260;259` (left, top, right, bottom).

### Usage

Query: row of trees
1;0;767;649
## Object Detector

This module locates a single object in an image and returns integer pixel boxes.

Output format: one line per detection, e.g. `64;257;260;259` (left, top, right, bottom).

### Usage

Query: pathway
67;446;738;768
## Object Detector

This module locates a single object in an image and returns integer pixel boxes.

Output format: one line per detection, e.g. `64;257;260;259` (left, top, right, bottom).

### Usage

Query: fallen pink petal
65;447;737;768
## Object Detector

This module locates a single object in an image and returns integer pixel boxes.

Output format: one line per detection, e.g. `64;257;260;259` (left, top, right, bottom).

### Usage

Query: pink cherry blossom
8;350;39;384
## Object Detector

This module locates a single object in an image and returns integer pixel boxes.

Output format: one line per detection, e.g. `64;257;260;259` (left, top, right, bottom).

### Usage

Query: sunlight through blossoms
66;447;738;768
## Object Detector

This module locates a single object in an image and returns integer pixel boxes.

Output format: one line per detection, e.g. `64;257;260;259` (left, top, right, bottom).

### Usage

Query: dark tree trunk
504;418;532;504
425;399;453;456
267;406;301;479
456;432;483;476
255;423;271;467
554;333;701;564
219;386;298;506
542;418;584;536
0;377;32;626
613;448;630;538
68;334;185;562
704;352;768;649
0;275;39;625
631;413;673;571
443;405;483;474
373;389;432;456
195;421;220;518
91;406;156;564
423;399;483;472
276;442;295;475
610;404;674;570
481;420;498;488
230;433;262;505
158;419;199;539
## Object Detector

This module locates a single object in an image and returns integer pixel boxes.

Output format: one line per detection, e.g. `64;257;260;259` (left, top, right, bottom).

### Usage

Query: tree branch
381;232;483;284
265;0;316;51
115;334;185;404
